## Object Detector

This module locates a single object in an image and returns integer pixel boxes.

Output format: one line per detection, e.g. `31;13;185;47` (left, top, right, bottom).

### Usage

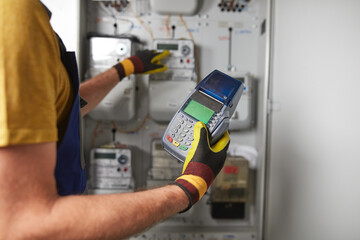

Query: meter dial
181;45;191;56
118;154;128;165
115;43;128;56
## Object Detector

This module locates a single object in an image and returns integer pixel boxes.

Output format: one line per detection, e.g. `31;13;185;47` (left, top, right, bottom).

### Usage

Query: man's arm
0;143;189;240
79;67;119;116
79;50;169;116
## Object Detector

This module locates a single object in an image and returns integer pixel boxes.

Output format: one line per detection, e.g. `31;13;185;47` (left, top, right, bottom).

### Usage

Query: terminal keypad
166;114;195;152
166;112;221;152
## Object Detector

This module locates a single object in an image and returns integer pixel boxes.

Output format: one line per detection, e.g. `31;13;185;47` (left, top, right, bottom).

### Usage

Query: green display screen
183;100;214;124
157;43;178;50
94;152;116;159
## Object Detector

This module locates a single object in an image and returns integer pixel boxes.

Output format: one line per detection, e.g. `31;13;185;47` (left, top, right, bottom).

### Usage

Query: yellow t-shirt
0;0;74;147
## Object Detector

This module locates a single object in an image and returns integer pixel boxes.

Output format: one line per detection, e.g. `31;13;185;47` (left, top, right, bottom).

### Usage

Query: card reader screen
183;100;214;124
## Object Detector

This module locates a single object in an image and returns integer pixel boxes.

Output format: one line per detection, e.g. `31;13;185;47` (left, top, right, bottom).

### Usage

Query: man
0;0;230;239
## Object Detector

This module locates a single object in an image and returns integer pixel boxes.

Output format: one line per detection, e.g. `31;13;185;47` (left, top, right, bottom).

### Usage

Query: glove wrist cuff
113;62;126;80
174;174;207;204
120;58;135;76
169;182;193;213
128;56;144;73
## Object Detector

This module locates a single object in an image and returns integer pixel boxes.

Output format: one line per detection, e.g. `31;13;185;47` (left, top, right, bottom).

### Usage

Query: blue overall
54;40;87;196
40;2;86;195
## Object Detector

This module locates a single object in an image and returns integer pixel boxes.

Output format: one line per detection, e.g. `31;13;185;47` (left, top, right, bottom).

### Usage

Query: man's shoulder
1;0;43;9
0;0;48;22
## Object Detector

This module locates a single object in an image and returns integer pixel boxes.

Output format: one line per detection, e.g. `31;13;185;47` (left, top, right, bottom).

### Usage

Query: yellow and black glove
113;49;170;80
173;121;230;211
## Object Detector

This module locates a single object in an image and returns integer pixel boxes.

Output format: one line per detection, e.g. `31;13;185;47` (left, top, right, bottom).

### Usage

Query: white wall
41;0;81;53
266;0;360;239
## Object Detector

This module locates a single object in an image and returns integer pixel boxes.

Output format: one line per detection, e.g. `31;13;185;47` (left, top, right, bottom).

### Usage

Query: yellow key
173;140;180;147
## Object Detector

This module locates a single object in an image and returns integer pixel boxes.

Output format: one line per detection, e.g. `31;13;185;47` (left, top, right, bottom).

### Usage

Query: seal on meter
161;70;244;162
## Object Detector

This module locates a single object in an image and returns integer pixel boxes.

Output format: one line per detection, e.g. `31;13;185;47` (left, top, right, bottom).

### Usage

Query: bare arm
79;67;120;117
0;143;188;240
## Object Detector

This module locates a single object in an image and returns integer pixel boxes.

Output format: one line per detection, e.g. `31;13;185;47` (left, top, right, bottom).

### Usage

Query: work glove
173;121;230;212
113;49;170;80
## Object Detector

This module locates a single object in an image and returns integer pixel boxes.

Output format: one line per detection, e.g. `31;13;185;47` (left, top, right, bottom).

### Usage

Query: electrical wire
91;120;103;148
230;0;235;11
91;114;149;148
179;15;194;41
111;114;150;134
99;2;116;19
179;15;201;83
165;15;171;38
129;1;154;40
98;2;134;35
115;18;134;35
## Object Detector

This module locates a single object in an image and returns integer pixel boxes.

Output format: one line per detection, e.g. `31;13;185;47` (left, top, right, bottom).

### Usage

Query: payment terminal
162;70;244;162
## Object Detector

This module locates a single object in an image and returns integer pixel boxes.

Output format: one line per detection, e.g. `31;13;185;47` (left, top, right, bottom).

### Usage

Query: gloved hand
113;49;170;80
173;121;230;211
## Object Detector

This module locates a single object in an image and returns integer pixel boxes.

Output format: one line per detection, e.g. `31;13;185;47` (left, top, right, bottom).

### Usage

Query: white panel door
266;0;360;240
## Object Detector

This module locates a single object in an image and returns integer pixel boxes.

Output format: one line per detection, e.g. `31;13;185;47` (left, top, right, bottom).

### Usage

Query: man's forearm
11;185;188;240
79;67;120;116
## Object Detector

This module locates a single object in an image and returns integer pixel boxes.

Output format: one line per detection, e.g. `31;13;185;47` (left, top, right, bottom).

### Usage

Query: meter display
94;152;116;159
157;43;179;50
162;70;244;162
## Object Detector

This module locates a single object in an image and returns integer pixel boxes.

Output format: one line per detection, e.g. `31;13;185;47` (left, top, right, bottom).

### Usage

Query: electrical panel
83;0;270;239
